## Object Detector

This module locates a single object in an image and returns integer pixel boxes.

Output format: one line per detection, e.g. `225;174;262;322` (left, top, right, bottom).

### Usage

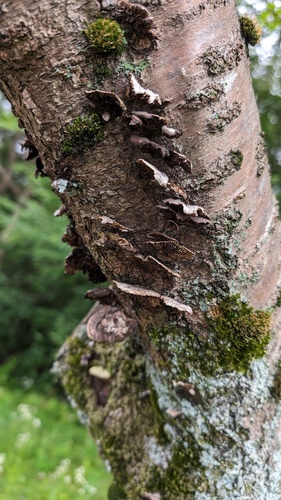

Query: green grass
0;372;112;499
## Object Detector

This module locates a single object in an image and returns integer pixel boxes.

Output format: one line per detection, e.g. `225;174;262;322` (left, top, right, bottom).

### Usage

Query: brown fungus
145;239;195;262
54;204;67;217
131;110;168;133
99;216;132;233
140;254;181;278
62;224;83;247
131;136;192;173
128;73;166;107
113;281;193;315
112;1;158;53
163;198;209;220
86;89;126;120
136;158;169;187
130;134;167;157
86;303;138;344
84;287;116;304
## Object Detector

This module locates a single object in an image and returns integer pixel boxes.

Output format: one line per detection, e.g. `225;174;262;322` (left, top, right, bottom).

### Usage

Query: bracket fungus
84;287;116;304
136;158;169;187
129;110;181;138
139;254;181;278
145;239;195;262
87;303;138;344
86;90;126;120
129;74;166;107
99;215;132;233
111;1;158;53
162;198;210;220
113;281;193;315
54;204;67;217
131;136;192;172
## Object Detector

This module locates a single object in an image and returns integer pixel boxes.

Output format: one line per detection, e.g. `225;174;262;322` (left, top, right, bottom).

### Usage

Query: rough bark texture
2;0;281;498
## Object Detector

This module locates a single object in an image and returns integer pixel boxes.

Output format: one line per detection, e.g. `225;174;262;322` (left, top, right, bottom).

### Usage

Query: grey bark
1;0;281;498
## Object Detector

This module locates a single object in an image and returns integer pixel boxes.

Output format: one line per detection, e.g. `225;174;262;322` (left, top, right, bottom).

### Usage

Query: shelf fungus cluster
106;1;159;53
82;71;210;335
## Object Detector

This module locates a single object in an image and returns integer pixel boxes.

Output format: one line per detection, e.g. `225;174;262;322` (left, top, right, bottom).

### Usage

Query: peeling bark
2;0;281;497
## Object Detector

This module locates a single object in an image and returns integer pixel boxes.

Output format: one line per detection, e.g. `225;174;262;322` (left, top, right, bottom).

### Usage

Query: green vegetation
116;59;150;76
150;295;271;377
240;14;263;46
206;294;271;372
0;97;112;498
62;113;104;155
0;159;91;385
83;19;126;54
0;372;111;499
271;361;281;400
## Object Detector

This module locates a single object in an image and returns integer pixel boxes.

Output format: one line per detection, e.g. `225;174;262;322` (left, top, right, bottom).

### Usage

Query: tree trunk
2;0;281;497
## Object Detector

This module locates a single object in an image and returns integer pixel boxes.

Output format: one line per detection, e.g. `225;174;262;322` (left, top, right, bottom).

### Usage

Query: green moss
185;83;225;109
116;59;150;76
206;295;271;372
162;442;204;498
107;480;126;500
83;18;126;54
150;295;271;377
229;149;243;169
240;14;262;46
62;333;96;410
93;63;111;86
62;113;104;155
271;361;281;400
207;103;241;134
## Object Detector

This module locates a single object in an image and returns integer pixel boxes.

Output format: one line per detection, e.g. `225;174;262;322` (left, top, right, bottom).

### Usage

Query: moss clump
271;361;281;400
230;149;243;169
93;63;111;86
62;113;104;155
162;442;203;498
62;333;96;410
150;295;271;377
207;295;271;372
240;14;262;46
84;18;126;54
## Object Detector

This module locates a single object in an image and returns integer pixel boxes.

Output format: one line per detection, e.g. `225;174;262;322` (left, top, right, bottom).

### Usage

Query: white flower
15;432;31;449
17;404;33;420
32;418;41;428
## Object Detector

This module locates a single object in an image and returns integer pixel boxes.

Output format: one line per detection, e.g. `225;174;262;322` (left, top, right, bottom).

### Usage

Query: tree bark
2;0;281;497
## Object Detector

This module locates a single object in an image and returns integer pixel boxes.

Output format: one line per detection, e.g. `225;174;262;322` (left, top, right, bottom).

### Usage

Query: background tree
1;0;281;498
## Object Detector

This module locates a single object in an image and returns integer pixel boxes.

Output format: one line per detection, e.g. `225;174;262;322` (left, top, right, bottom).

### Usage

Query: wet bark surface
2;0;281;498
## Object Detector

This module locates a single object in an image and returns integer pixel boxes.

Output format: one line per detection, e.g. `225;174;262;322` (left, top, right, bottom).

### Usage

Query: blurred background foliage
0;99;112;498
0;97;91;387
240;0;281;200
0;1;280;497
